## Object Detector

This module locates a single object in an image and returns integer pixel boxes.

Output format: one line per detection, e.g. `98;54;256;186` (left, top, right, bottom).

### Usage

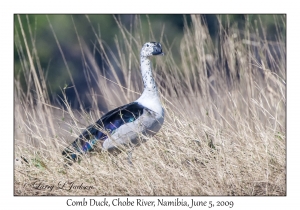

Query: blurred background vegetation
14;14;285;110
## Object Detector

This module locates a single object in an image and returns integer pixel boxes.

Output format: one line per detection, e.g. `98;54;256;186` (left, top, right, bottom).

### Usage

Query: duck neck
140;56;158;95
136;55;163;114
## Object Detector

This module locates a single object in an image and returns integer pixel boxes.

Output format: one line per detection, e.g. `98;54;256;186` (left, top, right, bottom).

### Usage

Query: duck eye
146;44;149;47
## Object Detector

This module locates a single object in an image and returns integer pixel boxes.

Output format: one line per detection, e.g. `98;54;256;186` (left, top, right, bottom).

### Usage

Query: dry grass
14;15;286;196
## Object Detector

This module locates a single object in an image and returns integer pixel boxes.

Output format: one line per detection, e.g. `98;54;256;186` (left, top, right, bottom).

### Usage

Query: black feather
62;102;145;161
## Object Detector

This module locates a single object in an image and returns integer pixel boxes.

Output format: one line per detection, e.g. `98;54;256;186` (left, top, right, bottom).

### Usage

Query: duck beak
152;42;164;56
152;47;163;55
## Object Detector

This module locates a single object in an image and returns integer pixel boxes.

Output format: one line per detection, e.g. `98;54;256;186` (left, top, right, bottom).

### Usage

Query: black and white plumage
62;42;164;162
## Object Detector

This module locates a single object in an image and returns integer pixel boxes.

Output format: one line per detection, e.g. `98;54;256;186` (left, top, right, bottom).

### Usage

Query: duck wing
62;102;146;160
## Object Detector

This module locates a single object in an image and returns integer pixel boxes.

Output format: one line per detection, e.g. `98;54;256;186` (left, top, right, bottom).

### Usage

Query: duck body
63;42;164;161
